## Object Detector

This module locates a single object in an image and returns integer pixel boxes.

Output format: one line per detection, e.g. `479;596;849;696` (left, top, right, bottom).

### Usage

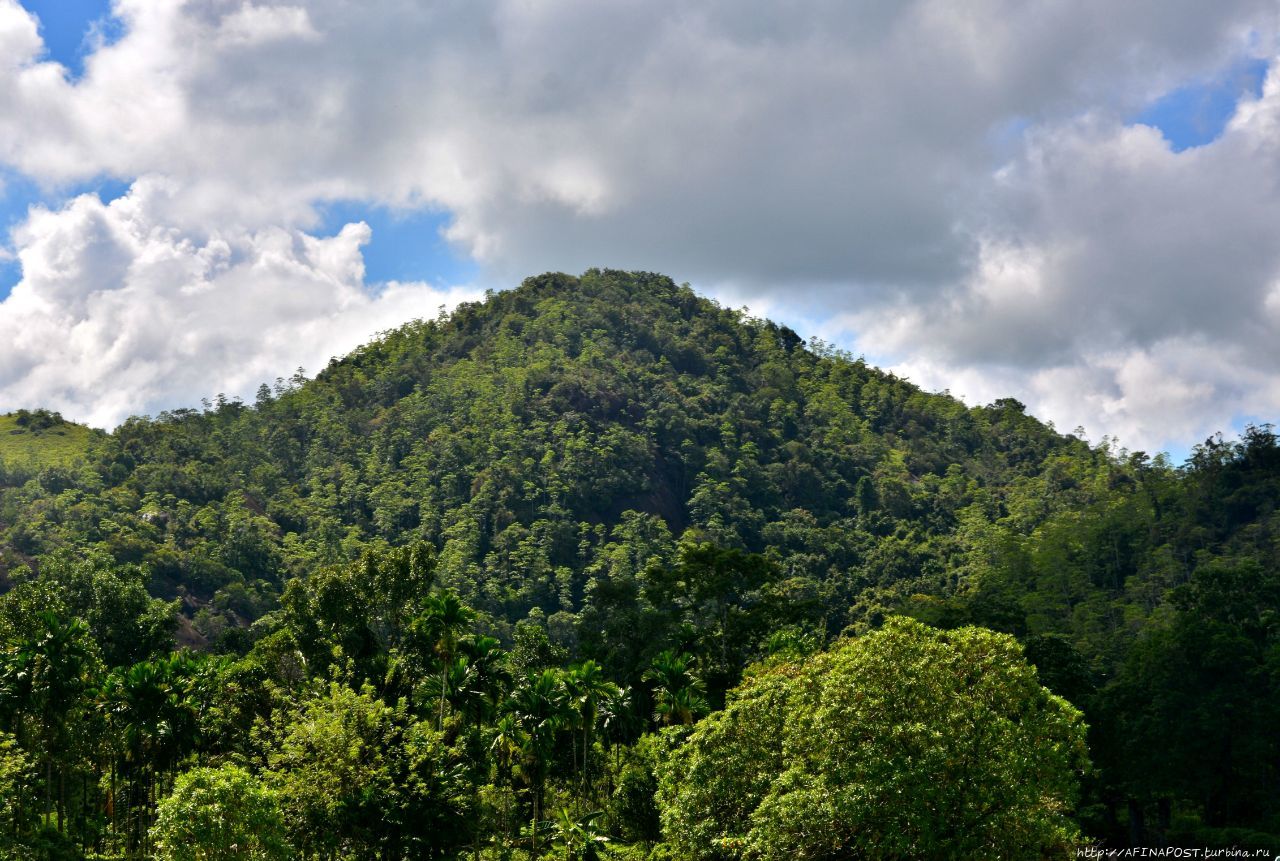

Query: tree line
0;546;1088;859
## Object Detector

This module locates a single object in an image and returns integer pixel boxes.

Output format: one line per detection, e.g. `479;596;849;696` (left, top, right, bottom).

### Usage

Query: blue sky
315;202;476;287
6;0;1259;300
0;172;127;298
1;1;118;297
1132;56;1268;151
1;36;1259;305
2;0;1263;280
20;0;115;78
1;183;473;301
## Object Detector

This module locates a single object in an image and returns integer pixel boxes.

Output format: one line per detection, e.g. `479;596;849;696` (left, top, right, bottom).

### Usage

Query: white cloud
837;65;1280;452
0;0;1278;446
216;4;318;48
0;1;39;69
0;178;476;427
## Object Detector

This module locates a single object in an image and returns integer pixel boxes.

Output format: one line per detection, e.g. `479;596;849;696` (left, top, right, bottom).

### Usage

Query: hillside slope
0;410;98;468
0;270;1082;636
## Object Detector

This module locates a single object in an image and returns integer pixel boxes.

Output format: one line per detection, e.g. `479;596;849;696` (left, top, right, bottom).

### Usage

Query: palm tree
425;654;503;728
461;634;511;723
550;808;611;861
643;650;708;726
657;685;710;727
489;713;525;846
101;654;200;855
416;592;475;729
560;667;585;785
508;669;570;859
2;613;96;833
597;686;640;799
565;661;619;805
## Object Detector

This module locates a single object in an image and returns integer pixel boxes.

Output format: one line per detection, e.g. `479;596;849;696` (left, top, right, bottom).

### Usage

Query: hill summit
0;409;98;468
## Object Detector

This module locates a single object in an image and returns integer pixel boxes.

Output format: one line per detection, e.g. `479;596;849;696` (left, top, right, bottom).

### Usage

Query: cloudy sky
1;0;1278;457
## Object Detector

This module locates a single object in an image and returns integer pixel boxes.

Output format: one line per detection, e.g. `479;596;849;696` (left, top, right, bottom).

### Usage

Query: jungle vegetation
0;270;1276;858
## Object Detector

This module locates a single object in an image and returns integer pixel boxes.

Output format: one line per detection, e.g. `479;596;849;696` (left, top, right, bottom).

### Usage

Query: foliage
0;550;178;668
266;678;470;859
0;270;1086;652
0;731;33;850
151;764;292;860
550;808;611;861
0;272;1277;854
656;618;1090;860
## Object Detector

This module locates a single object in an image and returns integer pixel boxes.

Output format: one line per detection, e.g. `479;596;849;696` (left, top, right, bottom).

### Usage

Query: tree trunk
531;783;540;861
438;665;448;731
582;724;591;806
1156;797;1172;846
80;771;88;856
1127;798;1146;847
109;762;116;844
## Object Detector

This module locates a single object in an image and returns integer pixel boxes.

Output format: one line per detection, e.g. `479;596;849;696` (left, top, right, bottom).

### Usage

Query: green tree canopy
657;617;1090;860
0;551;177;669
266;679;469;860
151;764;292;861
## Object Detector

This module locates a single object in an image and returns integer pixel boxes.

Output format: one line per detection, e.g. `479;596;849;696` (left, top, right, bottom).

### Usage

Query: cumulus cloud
0;178;475;427
216;4;319;48
840;67;1280;451
0;0;1278;446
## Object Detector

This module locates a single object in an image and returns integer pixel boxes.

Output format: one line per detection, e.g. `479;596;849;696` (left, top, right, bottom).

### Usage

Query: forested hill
2;269;1082;639
1;269;1278;856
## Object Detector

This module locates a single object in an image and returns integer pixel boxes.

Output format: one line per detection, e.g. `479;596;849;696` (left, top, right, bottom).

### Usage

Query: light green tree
152;764;292;860
0;732;33;853
657;617;1089;860
266;679;468;859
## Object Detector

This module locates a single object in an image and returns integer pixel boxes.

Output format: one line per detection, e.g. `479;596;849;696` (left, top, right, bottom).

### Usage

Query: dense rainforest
0;269;1276;858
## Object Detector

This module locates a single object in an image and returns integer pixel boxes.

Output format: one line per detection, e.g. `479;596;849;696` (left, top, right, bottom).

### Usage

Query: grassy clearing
0;411;98;467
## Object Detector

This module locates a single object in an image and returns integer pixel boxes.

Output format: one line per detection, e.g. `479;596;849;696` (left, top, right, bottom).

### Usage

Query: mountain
0;269;1277;853
0;269;1080;635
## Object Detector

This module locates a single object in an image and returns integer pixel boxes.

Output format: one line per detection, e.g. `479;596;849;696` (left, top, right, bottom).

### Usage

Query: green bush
151;764;292;860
